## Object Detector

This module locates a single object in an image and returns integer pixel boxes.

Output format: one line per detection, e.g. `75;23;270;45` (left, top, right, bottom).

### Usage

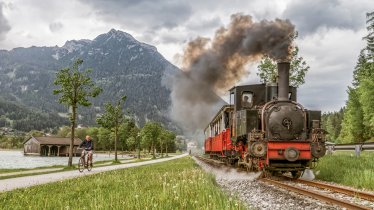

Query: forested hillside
0;97;68;131
321;109;344;143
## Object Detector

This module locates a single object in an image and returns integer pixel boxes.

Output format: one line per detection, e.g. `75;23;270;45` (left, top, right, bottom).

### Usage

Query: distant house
23;136;82;156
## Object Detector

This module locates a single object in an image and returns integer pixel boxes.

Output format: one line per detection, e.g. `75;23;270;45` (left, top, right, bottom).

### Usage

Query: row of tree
56;121;184;158
334;12;374;143
321;12;374;143
0;135;24;149
53;58;181;166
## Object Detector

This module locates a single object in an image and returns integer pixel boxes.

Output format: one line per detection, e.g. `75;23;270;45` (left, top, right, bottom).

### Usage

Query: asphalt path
0;153;188;193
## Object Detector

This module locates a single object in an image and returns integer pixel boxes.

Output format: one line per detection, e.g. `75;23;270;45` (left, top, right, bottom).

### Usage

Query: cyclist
79;135;94;166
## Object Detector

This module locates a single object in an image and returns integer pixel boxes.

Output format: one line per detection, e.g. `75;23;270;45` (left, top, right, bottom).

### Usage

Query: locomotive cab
229;84;298;141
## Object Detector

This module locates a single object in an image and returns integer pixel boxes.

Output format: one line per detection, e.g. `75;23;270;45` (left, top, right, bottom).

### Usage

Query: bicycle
78;150;93;172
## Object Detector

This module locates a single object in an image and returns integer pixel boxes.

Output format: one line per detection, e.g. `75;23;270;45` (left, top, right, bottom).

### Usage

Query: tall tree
97;127;112;150
339;88;366;143
257;33;310;87
358;72;374;137
118;119;138;152
96;96;127;162
140;122;161;159
340;12;374;143
364;12;374;57
322;109;344;142
53;59;102;166
163;130;176;157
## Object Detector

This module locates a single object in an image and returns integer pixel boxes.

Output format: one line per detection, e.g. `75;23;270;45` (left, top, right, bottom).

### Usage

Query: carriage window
242;92;253;108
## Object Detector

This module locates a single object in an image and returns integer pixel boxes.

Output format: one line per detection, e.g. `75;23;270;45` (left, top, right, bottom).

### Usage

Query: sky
0;0;373;112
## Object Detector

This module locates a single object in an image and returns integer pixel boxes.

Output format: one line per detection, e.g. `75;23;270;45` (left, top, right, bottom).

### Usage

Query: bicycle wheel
78;157;84;172
87;156;92;171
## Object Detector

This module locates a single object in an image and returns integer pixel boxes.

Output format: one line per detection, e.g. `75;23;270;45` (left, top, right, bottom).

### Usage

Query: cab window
242;92;253;108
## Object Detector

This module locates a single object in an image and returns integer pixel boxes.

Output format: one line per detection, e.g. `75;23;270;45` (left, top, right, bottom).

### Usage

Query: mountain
0;29;179;132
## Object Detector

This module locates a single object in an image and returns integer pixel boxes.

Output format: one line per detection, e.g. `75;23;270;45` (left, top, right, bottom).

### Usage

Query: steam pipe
277;61;290;101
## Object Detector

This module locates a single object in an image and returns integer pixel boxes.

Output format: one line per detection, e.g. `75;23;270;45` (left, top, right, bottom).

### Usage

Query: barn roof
27;136;82;145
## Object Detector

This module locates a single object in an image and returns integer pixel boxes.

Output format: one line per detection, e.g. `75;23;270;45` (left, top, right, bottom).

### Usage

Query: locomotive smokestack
277;61;290;101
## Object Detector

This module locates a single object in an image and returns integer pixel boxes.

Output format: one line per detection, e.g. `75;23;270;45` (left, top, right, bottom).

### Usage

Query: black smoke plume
171;14;295;132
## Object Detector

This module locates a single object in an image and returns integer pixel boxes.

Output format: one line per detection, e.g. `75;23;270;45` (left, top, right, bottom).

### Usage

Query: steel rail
262;178;371;210
195;156;225;167
296;179;374;202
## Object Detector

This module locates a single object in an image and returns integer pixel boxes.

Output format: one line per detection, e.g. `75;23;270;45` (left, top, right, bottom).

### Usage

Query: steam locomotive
204;62;326;178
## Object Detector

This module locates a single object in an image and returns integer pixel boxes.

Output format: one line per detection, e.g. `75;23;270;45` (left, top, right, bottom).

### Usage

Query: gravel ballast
193;157;340;210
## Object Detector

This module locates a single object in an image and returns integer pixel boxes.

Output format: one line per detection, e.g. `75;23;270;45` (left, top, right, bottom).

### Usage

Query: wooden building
23;136;82;156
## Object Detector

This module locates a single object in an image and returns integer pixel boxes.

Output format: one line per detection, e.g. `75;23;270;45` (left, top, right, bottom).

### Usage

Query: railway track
295;179;374;202
262;178;372;210
195;155;225;167
195;155;374;209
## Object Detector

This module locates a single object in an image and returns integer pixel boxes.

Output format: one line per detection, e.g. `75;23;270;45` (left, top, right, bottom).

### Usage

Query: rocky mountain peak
62;39;92;53
93;29;157;52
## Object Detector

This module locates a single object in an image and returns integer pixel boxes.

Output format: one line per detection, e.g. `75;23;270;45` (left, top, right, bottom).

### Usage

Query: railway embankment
194;153;374;209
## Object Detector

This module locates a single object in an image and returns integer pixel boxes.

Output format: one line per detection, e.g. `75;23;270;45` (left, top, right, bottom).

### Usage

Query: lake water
0;150;130;169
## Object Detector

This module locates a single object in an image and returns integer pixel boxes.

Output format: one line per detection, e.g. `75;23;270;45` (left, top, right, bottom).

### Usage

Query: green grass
0;158;154;180
0;156;246;210
0;165;64;174
314;151;374;190
0;157;134;175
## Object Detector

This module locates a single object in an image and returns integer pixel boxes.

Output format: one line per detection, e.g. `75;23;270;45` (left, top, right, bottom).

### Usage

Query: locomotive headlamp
284;147;299;162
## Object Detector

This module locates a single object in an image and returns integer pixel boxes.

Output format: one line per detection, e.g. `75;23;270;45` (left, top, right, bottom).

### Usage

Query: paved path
0;154;188;193
0;158;136;178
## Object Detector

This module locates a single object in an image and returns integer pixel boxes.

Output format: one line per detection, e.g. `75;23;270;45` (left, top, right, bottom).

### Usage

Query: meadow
314;151;374;190
0;156;246;210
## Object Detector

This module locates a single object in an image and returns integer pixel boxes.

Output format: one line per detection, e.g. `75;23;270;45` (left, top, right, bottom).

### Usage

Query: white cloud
0;0;372;112
0;2;11;41
297;28;367;111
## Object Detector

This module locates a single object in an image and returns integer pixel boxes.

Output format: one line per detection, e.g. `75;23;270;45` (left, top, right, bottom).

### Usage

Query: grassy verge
314;151;374;190
0;158;156;180
0;156;246;209
0;156;134;175
0;165;64;174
